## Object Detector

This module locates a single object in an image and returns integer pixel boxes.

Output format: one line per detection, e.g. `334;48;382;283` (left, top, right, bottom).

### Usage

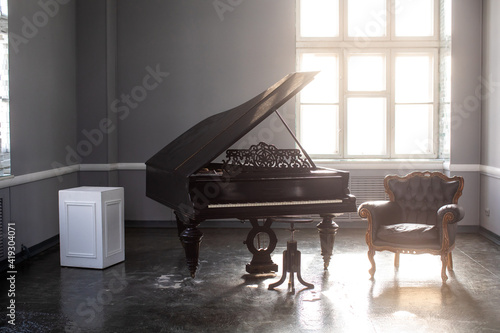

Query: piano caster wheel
268;219;314;294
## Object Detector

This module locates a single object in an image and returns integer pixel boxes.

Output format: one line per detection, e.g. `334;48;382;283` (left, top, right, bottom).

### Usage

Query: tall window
0;0;8;175
297;0;449;159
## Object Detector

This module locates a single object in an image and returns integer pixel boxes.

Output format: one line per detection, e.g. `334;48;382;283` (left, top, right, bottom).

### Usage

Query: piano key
208;199;343;209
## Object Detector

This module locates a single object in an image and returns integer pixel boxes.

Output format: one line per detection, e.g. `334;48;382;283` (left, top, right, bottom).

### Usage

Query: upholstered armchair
358;171;465;282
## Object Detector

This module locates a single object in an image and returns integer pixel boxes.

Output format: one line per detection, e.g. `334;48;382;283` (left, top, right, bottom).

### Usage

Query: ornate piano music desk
146;72;357;278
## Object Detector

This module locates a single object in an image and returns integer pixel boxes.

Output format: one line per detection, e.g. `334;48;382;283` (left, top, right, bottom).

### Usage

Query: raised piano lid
146;71;319;217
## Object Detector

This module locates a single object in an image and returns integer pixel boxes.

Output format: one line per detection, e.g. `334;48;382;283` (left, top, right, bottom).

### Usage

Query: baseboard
125;220;175;228
457;225;480;233
125;219;250;229
125;220;484;233
126;219;376;230
0;235;60;272
479;226;500;246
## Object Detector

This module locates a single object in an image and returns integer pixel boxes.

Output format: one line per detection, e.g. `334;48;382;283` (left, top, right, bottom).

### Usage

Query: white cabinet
59;187;125;269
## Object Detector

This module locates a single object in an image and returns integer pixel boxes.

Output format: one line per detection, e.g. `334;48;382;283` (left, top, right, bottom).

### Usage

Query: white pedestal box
59;187;125;269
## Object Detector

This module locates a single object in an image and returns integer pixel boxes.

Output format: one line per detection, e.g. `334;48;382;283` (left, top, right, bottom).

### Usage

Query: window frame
296;0;441;160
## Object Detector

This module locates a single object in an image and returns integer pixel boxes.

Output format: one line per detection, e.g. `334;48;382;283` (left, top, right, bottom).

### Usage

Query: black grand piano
146;72;356;278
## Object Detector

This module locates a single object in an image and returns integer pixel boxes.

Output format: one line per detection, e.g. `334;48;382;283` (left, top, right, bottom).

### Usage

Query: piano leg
317;214;339;270
179;219;204;278
175;212;187;237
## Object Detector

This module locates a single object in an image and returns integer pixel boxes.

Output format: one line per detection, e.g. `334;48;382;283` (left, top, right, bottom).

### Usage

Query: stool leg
268;250;288;290
295;250;314;290
288;251;296;293
288;271;295;294
268;241;314;293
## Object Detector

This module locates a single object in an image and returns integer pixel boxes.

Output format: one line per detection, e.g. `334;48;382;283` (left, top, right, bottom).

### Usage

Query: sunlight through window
395;55;433;103
395;105;433;155
300;53;339;104
347;0;386;37
395;0;434;37
300;0;339;38
347;98;386;156
300;105;339;155
348;54;386;91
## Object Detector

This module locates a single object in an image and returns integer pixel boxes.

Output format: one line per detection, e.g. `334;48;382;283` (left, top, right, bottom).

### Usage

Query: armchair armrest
358;201;403;242
437;204;464;247
437;204;465;225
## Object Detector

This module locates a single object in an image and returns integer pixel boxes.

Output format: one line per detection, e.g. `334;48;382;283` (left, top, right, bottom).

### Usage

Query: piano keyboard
208;199;342;209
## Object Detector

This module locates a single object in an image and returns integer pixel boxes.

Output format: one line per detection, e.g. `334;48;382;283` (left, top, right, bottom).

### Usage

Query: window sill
315;158;447;170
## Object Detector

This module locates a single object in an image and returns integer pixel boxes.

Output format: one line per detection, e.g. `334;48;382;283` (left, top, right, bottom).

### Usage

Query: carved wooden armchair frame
358;171;465;282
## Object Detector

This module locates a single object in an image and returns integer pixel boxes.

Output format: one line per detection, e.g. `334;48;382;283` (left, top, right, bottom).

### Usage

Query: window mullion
433;47;440;157
339;50;345;158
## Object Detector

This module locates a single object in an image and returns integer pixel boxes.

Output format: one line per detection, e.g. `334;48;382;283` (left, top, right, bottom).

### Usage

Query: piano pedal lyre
244;218;278;274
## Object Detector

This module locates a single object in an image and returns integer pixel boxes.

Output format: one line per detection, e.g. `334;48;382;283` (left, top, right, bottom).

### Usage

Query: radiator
336;175;388;221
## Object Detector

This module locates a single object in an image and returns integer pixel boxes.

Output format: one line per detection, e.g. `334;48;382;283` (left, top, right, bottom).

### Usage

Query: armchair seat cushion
377;223;438;245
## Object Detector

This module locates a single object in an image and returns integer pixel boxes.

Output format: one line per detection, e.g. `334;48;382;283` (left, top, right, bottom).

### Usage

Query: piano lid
146;71;319;177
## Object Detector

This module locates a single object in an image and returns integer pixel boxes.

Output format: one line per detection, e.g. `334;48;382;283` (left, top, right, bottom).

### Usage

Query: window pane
395;0;434;37
395;105;433;154
348;0;386;37
347;98;386;155
300;105;339;155
442;0;451;38
300;53;339;103
348;54;385;91
395;55;433;103
300;0;339;37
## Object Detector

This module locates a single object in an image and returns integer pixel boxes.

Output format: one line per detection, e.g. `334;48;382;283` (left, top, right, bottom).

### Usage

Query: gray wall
450;0;482;167
480;0;500;236
449;0;483;228
75;0;119;186
76;0;115;165
7;0;78;249
114;0;296;222
116;0;296;163
482;0;500;169
10;0;77;174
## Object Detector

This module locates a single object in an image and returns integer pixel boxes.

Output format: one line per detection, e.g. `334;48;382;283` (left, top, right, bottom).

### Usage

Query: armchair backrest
384;171;464;225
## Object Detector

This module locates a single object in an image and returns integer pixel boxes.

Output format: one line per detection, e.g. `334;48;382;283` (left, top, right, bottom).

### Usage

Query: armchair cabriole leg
440;253;449;283
368;247;376;278
447;252;453;271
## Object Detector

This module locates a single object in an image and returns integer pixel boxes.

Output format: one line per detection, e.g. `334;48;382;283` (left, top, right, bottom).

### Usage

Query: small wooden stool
268;217;314;294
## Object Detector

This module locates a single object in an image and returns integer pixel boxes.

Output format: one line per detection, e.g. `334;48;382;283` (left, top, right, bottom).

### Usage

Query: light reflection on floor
274;233;499;333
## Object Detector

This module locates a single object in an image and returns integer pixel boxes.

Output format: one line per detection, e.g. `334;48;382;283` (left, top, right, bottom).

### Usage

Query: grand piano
146;72;357;278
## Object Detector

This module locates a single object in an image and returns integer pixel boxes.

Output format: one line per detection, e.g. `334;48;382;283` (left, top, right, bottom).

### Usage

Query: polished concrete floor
1;226;499;333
